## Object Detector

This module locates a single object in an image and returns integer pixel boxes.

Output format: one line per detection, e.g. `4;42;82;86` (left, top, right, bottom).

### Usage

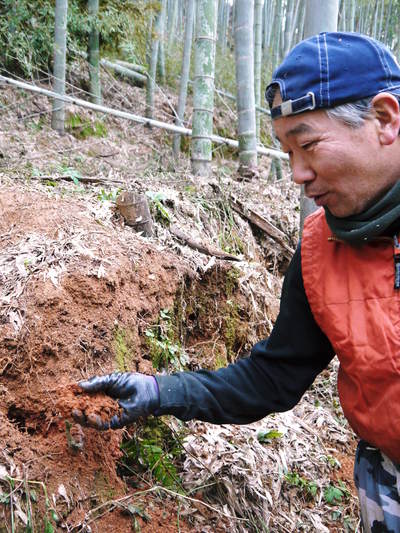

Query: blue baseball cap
266;32;400;119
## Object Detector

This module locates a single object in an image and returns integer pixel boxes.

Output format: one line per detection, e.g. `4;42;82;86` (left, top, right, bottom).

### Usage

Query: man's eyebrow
285;123;314;138
273;123;314;144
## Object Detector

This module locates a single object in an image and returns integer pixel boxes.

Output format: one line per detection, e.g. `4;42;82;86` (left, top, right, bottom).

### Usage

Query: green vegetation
145;191;172;225
324;481;351;505
0;0;151;77
284;470;351;508
284;471;318;500
113;326;134;372
214;346;228;370
121;418;185;493
0;473;59;532
65;112;107;139
145;309;188;371
217;203;245;256
257;428;283;443
97;187;121;202
223;299;240;362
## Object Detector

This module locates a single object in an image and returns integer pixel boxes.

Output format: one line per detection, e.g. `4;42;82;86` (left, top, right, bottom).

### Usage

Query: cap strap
270;92;316;119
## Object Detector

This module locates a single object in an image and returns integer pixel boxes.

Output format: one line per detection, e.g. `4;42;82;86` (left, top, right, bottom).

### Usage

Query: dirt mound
0;185;196;529
0;184;280;530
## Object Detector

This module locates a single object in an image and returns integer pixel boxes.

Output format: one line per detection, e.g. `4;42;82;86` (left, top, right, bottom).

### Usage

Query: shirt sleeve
155;244;335;424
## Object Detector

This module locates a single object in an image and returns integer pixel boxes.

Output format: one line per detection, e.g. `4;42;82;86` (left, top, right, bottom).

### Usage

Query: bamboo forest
0;0;399;531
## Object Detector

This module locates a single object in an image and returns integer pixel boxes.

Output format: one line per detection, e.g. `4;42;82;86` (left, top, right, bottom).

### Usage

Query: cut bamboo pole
100;58;147;86
115;60;147;75
75;50;147;86
0;75;288;160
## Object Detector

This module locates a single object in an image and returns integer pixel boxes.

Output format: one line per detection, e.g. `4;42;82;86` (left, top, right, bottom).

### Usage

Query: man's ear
371;92;400;145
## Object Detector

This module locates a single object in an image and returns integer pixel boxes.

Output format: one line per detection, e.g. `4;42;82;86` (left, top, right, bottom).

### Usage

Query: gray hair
326;96;400;134
325;98;374;128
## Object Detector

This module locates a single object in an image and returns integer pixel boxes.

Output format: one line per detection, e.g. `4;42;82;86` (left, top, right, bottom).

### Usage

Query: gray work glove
73;372;160;430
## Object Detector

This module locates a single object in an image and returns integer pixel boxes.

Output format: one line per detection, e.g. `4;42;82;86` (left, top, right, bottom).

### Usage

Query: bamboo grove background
1;0;400;182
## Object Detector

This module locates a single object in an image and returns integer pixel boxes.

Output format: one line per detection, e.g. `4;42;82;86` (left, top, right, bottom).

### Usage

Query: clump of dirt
56;383;122;428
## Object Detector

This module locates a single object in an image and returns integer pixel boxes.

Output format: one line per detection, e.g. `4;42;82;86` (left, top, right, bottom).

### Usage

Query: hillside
0;66;359;532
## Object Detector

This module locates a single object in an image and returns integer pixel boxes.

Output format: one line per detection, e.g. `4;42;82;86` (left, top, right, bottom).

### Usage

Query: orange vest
302;209;400;462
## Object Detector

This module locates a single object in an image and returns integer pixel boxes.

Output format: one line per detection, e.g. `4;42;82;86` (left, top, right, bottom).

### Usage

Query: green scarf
324;181;400;244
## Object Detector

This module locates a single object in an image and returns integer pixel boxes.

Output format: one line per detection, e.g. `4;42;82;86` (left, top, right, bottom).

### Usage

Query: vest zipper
394;235;400;289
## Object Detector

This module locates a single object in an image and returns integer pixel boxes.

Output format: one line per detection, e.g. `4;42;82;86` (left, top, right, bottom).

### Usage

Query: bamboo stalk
234;0;258;173
0;75;288;160
88;0;101;104
75;50;147;85
173;0;195;156
51;0;68;133
191;0;218;176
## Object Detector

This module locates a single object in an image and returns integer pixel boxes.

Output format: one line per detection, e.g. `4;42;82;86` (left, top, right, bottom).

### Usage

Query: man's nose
291;154;315;185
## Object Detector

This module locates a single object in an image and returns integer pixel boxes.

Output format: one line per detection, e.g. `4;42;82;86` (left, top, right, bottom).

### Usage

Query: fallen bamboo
170;225;241;261
31;174;124;185
75;50;147;86
0;75;288;160
230;196;294;256
100;58;147;86
115;60;148;75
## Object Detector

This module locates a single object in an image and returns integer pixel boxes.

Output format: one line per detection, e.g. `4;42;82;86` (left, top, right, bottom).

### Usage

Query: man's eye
301;141;317;150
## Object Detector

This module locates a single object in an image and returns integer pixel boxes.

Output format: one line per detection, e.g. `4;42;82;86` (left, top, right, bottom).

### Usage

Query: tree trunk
377;0;385;40
146;2;164;119
191;0;218;176
262;0;271;56
88;0;101;105
383;0;393;45
349;0;356;32
234;0;257;175
304;0;339;36
283;0;294;56
173;0;195;156
288;0;301;51
51;0;68;133
298;1;306;42
272;0;282;72
168;0;179;52
254;0;263;139
300;0;339;234
157;0;167;85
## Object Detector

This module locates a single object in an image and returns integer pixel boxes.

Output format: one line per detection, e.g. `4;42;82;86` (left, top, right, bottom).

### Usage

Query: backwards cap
266;32;400;120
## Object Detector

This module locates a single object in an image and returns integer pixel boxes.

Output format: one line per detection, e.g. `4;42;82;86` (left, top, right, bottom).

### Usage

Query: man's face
272;94;399;218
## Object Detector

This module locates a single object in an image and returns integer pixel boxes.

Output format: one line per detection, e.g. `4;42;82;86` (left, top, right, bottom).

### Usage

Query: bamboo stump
116;192;153;237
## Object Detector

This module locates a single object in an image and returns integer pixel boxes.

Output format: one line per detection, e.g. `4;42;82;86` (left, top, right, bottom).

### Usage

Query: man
74;33;400;531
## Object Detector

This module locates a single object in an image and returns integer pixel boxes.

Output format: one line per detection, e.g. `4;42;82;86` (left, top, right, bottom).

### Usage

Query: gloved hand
72;372;160;430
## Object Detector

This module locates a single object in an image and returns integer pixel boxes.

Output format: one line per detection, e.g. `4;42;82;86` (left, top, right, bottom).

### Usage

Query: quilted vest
302;208;400;463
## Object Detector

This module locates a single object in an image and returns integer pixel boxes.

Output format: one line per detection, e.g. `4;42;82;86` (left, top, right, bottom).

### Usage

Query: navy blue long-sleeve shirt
155;245;335;424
